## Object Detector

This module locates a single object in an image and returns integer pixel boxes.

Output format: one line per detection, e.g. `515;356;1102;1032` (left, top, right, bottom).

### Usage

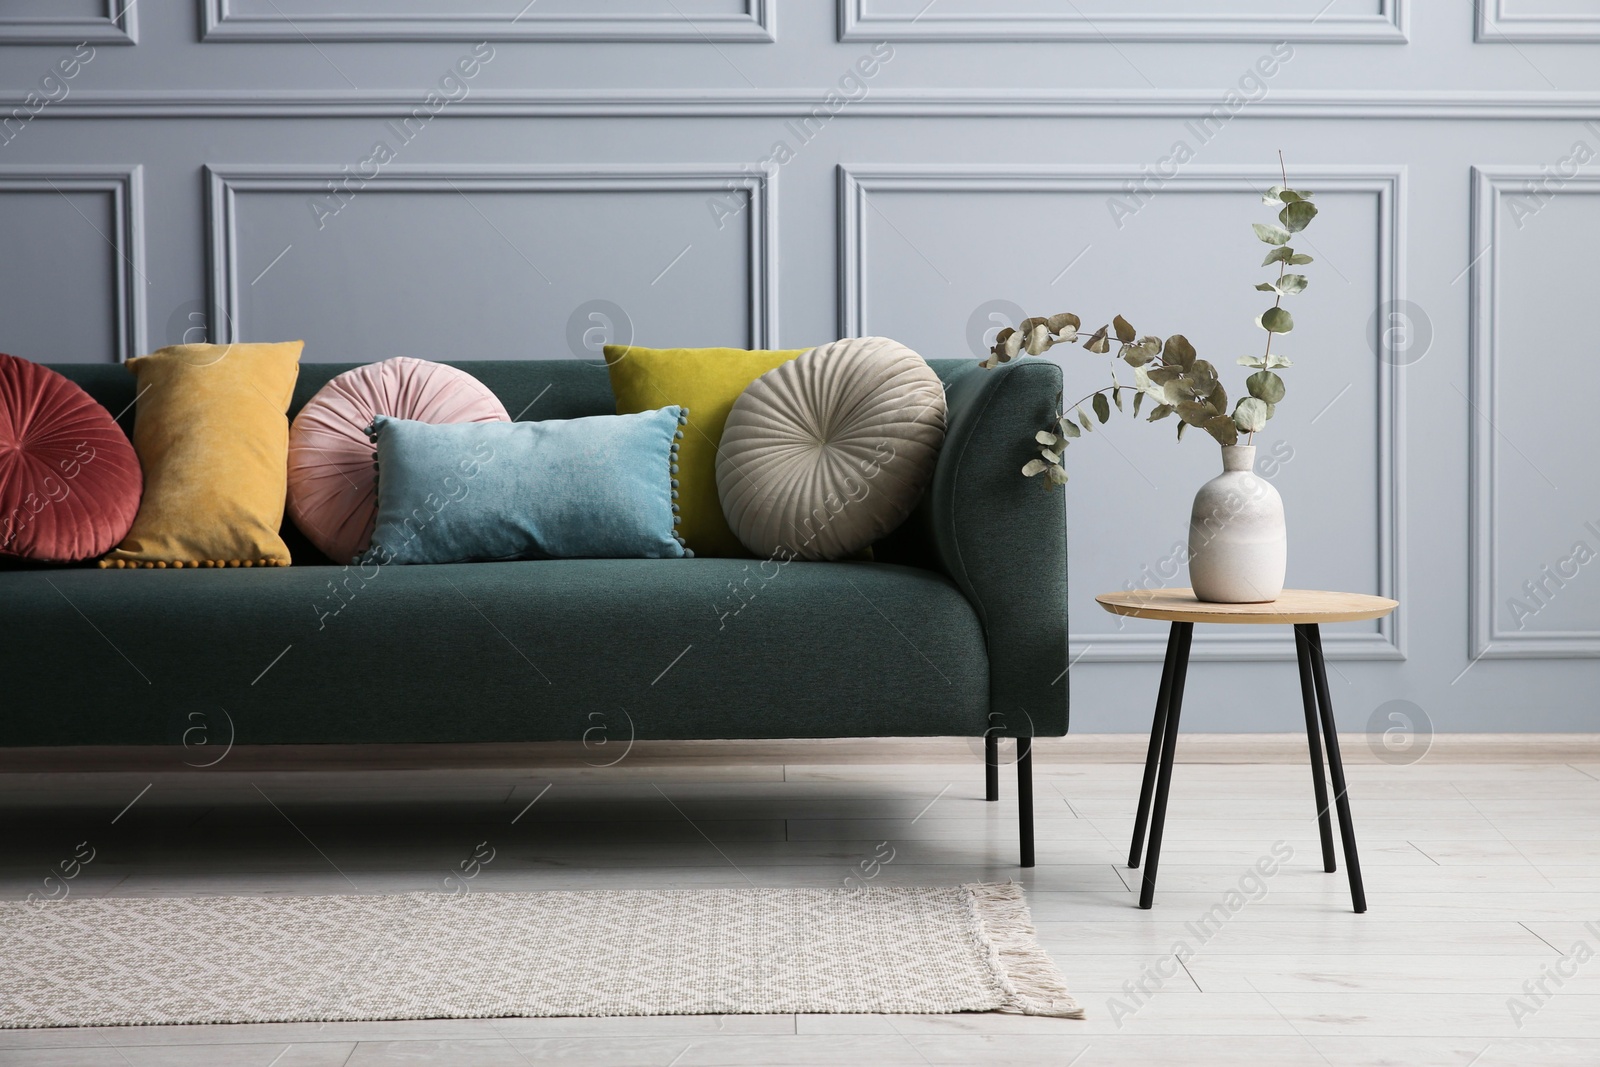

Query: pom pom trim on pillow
97;558;287;569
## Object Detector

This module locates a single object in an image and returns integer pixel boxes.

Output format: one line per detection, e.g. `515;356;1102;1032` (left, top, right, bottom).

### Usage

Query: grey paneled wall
3;1;1597;732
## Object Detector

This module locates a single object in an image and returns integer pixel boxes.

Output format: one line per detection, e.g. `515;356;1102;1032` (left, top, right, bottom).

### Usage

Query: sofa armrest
882;358;1069;737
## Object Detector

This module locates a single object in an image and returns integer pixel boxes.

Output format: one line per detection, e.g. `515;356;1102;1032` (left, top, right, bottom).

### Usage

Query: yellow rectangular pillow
103;342;303;568
605;344;806;558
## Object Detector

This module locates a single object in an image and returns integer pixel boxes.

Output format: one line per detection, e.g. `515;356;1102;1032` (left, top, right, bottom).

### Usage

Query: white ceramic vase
1187;444;1286;603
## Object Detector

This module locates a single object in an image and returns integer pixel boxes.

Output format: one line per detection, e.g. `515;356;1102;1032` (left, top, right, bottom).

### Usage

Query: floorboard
2;738;1596;1065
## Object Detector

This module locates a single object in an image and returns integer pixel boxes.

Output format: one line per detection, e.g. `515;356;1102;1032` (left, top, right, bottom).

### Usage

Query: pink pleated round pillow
0;353;143;563
288;358;509;563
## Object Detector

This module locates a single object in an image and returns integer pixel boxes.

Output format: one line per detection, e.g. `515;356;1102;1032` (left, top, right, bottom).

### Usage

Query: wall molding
201;0;774;42
17;89;1600;121
841;0;1406;43
0;166;145;363
204;164;777;351
1477;0;1600;43
0;0;136;45
1468;167;1600;659
840;164;1406;663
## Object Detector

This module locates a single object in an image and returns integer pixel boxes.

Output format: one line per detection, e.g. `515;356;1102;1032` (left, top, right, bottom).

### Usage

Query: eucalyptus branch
981;154;1319;485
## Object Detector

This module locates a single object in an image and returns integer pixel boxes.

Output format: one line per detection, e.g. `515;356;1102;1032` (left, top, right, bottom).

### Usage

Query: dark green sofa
5;357;1068;864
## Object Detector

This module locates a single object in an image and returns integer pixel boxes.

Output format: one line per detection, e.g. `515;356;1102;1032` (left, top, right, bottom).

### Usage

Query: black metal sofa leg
1018;737;1035;868
985;733;1000;802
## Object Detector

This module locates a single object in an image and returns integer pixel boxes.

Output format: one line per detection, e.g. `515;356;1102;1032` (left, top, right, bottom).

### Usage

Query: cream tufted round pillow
717;337;946;561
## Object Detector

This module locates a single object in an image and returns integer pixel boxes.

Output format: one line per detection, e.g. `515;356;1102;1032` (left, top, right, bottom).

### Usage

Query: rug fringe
966;882;1085;1019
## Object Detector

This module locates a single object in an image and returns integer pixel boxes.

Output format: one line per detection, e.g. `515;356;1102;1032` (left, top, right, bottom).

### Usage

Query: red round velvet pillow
0;353;142;563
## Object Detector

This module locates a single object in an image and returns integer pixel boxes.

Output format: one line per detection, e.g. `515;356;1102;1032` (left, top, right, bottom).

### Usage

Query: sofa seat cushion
3;559;988;746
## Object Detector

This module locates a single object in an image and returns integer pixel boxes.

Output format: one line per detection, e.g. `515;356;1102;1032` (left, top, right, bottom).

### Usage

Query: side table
1096;588;1399;914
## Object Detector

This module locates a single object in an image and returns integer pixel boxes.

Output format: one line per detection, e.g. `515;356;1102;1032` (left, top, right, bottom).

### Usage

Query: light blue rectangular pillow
363;407;690;565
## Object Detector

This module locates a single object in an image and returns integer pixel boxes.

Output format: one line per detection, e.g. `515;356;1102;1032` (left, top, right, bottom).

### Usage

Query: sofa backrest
48;356;973;565
53;359;624;438
53;357;973;437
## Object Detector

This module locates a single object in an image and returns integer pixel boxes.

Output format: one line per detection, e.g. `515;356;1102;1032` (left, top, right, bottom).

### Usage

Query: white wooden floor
3;737;1598;1066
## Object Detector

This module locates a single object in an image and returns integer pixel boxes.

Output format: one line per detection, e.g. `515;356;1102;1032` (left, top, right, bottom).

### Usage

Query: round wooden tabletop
1096;588;1399;625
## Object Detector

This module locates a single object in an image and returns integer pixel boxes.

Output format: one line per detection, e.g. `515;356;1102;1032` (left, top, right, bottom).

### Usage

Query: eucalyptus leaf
1022;458;1049;477
1203;415;1239;447
1083;325;1111;354
1026;322;1052;356
1122;338;1159;366
1262;184;1288;205
1134;368;1168;406
1162;334;1197;369
1176;420;1188;441
1253;222;1291;246
1277;273;1308;294
1078;408;1094;433
1280;200;1318;232
1147;365;1184;386
1047;312;1081;335
1278;190;1304;204
1148;404;1175;422
1093;392;1111;423
1233;396;1269;433
1262;246;1294;266
1040;447;1062;464
1189;359;1218;384
1112;385;1124;411
1237;355;1266;368
1255;282;1278;292
1177;400;1215;426
1287;253;1314;265
1113;315;1137;343
1133;390;1144;417
1246;370;1286;404
1266;354;1293;368
1035;430;1060;446
1003;331;1023;359
1057;417;1081;439
1258;307;1294;334
1205;379;1228;414
1046;465;1068;486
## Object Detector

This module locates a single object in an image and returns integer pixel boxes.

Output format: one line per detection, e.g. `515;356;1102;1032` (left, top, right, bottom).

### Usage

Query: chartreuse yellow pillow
103;342;303;568
605;344;805;557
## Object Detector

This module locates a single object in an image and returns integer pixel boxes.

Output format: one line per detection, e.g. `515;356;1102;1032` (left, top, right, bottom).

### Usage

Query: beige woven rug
0;883;1082;1027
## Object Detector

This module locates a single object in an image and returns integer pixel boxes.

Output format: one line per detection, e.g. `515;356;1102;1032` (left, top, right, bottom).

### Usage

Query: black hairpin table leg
1138;622;1193;910
1300;623;1367;914
1130;624;1182;869
1294;626;1338;874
